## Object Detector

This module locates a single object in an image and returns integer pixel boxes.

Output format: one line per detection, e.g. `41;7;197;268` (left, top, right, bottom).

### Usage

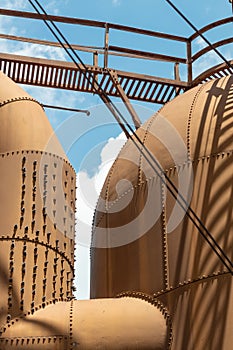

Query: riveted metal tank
0;72;169;350
91;75;233;349
0;70;76;330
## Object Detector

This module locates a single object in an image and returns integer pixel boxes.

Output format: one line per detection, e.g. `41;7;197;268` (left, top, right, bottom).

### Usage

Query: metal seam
0;149;76;172
186;82;208;160
116;291;173;350
7;240;14;320
0;96;42;108
91;89;203;254
104;163;116;211
92;150;233;232
0;298;67;336
92;150;233;230
69;299;74;350
137;113;157;184
153;270;230;298
0;335;68;346
0;237;74;272
102;111;157;211
161;181;170;290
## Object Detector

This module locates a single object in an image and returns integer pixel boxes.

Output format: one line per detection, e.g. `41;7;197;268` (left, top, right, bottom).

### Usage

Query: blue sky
1;0;233;298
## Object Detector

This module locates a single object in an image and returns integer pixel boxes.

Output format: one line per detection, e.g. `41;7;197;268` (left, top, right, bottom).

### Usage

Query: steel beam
108;69;141;129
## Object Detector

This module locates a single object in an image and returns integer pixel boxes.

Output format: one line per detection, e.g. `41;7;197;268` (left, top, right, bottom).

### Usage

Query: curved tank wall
91;75;233;349
0;68;232;350
0;71;170;350
0;71;76;325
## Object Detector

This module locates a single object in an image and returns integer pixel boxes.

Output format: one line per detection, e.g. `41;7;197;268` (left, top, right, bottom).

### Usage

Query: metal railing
0;9;232;102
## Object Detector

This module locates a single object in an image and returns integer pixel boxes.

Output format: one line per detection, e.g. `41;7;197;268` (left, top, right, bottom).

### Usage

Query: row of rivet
1;297;68;336
42;247;49;308
20;157;26;229
116;291;173;350
1;153;75;319
20;240;27;312
43;163;48;208
186;83;207;160
0;96;41;108
32;161;37;236
9;251;71;318
69;299;74;350
161;182;169;290
164;150;233;176
43;163;48;259
60;253;65;298
1;236;74;315
153;270;230;298
30;240;38;314
93;149;233;235
0;335;67;346
7;239;15;318
52;163;57;235
0;150;75;172
0;236;74;269
138;112;157;185
19;157;75;256
53;251;58;300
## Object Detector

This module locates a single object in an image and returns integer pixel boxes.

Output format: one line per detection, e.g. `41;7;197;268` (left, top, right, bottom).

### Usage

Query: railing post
187;40;192;85
174;62;180;94
174;62;180;81
93;51;99;92
93;51;98;67
104;24;109;68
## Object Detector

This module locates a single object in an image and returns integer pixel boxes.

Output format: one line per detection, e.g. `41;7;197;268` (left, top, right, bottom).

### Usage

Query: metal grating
0;53;188;105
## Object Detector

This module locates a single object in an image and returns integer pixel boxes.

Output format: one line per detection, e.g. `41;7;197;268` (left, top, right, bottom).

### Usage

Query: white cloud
13;43;67;61
0;0;67;62
0;0;59;13
112;0;121;6
0;4;86;128
195;37;207;49
45;1;60;15
193;51;222;78
76;132;126;243
192;37;232;79
193;51;233;79
0;3;27;36
1;0;28;10
74;132;126;299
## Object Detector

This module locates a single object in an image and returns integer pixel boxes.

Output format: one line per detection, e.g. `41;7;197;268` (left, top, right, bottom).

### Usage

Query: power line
165;0;233;71
27;0;233;274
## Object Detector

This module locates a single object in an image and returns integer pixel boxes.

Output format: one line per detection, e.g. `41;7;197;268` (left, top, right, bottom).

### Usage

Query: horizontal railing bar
189;17;233;41
116;69;188;87
192;60;233;85
109;45;187;64
0;8;188;43
192;37;233;62
0;33;186;63
0;33;103;53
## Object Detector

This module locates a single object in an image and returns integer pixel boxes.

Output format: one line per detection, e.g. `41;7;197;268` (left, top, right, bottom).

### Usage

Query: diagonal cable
27;0;233;274
28;0;131;138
